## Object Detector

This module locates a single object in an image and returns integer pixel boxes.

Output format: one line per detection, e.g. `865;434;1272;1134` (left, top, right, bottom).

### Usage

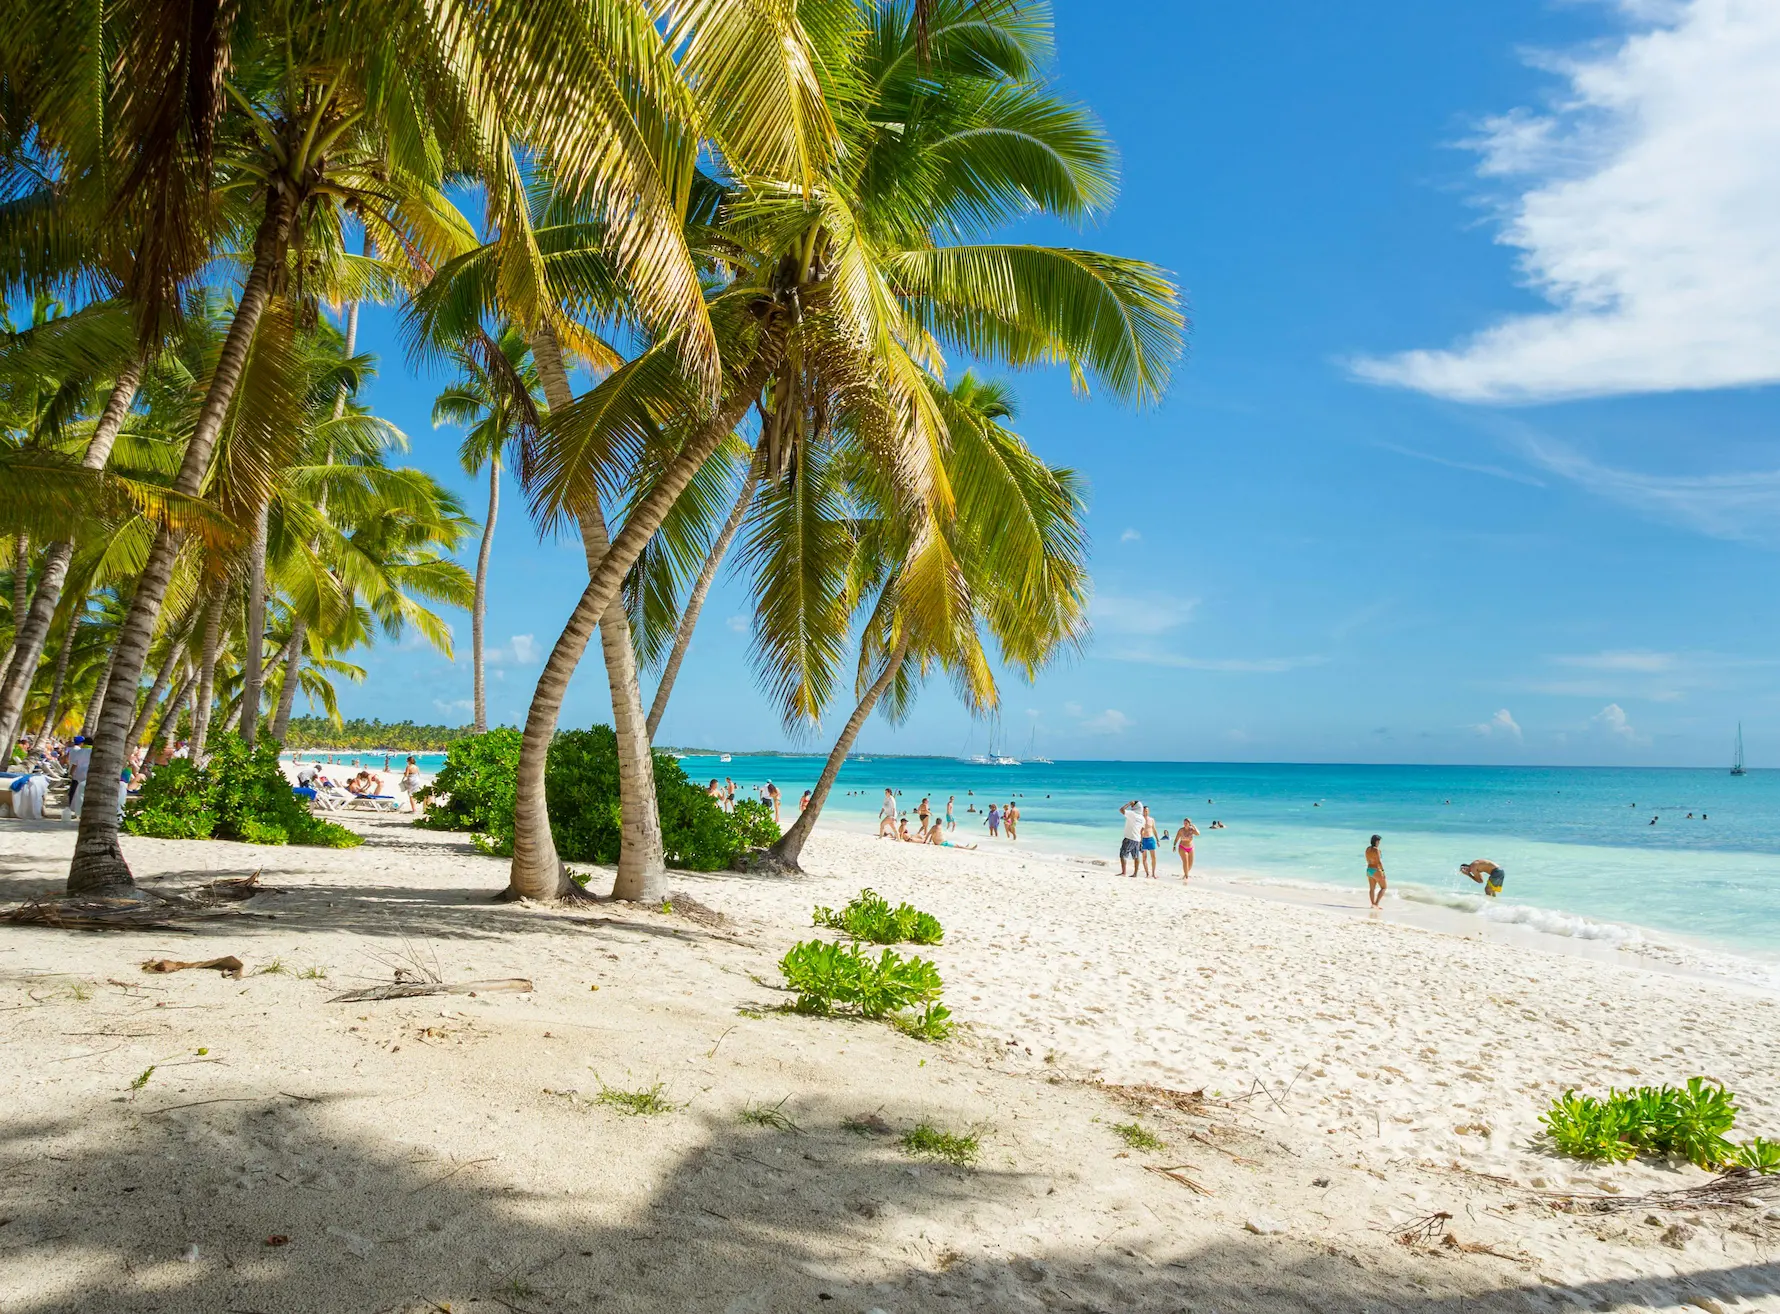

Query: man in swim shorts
1459;860;1505;897
1119;801;1145;876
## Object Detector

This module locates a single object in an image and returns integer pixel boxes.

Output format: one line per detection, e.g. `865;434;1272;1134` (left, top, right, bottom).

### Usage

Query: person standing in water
1176;817;1200;882
1365;834;1387;907
945;795;956;832
1003;800;1019;840
985;802;1002;838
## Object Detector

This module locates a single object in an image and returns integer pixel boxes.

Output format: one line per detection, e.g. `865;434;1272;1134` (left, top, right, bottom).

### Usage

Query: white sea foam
1395;884;1647;947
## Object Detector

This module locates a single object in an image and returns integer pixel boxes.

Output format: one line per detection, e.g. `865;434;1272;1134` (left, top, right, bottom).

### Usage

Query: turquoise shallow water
291;750;1780;976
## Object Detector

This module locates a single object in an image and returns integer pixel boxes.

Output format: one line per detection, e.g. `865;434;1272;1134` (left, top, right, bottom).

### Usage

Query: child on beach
1366;834;1386;907
1176;818;1200;882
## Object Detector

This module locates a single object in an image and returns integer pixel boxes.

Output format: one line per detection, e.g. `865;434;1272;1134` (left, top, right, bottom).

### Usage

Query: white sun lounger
346;793;401;812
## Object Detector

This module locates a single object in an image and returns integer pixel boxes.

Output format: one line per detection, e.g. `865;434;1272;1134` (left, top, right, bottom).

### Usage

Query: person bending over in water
1459;860;1505;897
1365;834;1387;908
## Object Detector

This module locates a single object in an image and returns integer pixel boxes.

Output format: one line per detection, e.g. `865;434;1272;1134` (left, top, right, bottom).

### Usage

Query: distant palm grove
283;719;474;753
0;0;1182;902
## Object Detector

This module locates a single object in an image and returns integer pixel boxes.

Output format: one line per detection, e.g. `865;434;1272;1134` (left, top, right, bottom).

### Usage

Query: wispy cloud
1090;593;1198;637
433;697;474;716
1553;650;1677;674
1081;708;1133;736
1353;1;1780;402
1110;648;1327;674
1516;433;1780;544
1472;707;1523;740
726;615;749;634
1375;441;1546;488
1119;528;1142;543
1593;702;1642;743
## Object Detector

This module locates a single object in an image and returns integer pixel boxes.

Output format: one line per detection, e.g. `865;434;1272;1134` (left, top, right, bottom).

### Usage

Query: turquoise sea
294;750;1780;982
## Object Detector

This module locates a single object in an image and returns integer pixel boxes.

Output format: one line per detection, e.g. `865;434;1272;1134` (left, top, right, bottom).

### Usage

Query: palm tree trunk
646;452;761;740
524;326;665;903
241;502;269;748
472;461;498;734
130;645;182;746
4;533;26;675
190;595;224;762
80;640;120;739
151;666;196;754
271;619;306;743
770;633;910;871
0;358;142;754
504;320;789;901
219;694;243;735
37;621;77;742
70;187;299;893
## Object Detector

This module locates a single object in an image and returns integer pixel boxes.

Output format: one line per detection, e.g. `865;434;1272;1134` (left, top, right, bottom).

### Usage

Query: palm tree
500;0;1181;900
770;372;1089;868
432;329;539;733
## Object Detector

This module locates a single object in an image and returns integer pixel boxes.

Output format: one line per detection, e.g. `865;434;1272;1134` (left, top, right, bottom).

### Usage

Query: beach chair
346;793;401;812
309;784;352;811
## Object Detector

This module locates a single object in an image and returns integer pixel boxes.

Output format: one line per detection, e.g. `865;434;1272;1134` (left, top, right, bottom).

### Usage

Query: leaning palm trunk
70;191;299;892
472;461;497;734
151;666;196;754
79;639;121;739
527;327;665;903
130;646;182;746
37;622;77;741
645;452;761;740
770;634;910;871
240;503;269;748
218;695;242;735
270;619;305;743
505;322;790;901
4;533;26;675
189;596;224;763
0;360;143;753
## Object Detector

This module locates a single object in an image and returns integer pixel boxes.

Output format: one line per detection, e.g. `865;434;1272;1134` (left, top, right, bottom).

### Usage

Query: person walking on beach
1118;801;1145;876
1365;834;1387;907
399;756;422;812
765;781;781;826
985;802;1002;838
916;796;931;837
1004;800;1019;840
1139;805;1160;877
1459;860;1505;897
945;796;956;832
1176;817;1200;882
878;788;898;837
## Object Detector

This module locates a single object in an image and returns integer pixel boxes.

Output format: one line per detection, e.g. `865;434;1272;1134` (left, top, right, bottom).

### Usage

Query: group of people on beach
876;789;980;849
1117;801;1203;881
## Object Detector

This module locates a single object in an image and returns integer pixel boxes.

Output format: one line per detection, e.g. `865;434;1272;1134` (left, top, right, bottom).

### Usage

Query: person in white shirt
1118;801;1145;876
66;737;93;821
878;788;898;838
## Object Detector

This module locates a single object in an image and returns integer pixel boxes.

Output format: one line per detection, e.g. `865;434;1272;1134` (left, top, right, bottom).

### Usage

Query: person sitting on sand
878;788;898;837
1366;834;1386;908
1118;801;1144;876
1004;800;1019;841
1176;817;1200;882
923;824;977;850
1459;860;1505;897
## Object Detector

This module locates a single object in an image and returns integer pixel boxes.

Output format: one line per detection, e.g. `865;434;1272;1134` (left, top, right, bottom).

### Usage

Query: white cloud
726;615;750;634
1354;0;1780;402
1120;528;1142;543
1090;593;1198;637
1109;647;1327;674
1473;708;1523;739
485;634;539;665
1553;650;1677;673
1081;708;1132;736
433;698;474;716
1593;702;1640;740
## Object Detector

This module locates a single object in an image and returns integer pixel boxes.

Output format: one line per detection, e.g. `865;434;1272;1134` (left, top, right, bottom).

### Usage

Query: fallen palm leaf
328;976;533;1003
1144;1164;1213;1195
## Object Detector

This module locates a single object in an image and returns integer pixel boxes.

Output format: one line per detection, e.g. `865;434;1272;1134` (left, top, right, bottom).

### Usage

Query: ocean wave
1393;885;1648;947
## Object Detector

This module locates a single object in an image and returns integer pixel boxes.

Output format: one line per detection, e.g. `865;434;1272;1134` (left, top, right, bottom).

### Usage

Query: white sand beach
2;817;1777;1313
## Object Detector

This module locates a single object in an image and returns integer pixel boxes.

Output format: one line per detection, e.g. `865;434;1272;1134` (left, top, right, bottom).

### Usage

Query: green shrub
124;733;360;849
779;939;946;1035
413;728;522;835
812;888;945;945
1540;1079;1764;1171
891;1002;955;1042
423;724;778;870
1732;1137;1780;1173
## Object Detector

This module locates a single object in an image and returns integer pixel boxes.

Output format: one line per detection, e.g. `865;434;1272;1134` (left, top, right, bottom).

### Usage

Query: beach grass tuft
738;1097;800;1132
900;1122;980;1166
1112;1120;1166;1152
595;1081;678;1116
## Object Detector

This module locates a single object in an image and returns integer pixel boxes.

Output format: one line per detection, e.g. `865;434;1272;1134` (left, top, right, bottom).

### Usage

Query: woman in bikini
1176;817;1200;882
1366;834;1386;907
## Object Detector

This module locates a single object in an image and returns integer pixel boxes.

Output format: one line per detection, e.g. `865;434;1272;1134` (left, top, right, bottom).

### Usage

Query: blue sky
340;0;1780;767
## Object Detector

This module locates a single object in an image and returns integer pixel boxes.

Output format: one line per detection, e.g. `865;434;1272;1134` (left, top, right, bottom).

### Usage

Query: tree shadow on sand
4;1086;1776;1314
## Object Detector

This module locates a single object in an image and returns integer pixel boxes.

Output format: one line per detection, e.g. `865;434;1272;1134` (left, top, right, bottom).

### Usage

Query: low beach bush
779;939;947;1032
125;734;360;848
1540;1078;1772;1171
812;888;945;945
417;725;777;870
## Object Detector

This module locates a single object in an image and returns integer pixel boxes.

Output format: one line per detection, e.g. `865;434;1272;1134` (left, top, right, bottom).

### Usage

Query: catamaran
1731;723;1746;776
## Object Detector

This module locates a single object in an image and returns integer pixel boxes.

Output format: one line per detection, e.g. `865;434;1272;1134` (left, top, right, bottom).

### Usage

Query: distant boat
719;753;732;764
1025;727;1052;765
1731;724;1746;776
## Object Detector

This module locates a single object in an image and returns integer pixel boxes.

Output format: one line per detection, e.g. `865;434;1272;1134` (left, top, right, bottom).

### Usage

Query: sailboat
1731;723;1746;776
1025;726;1053;765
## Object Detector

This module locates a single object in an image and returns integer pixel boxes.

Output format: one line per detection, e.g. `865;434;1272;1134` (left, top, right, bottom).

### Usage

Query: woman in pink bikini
1176;817;1201;882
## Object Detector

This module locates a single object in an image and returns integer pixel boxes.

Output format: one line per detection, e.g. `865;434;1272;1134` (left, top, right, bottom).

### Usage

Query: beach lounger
346;793;401;812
